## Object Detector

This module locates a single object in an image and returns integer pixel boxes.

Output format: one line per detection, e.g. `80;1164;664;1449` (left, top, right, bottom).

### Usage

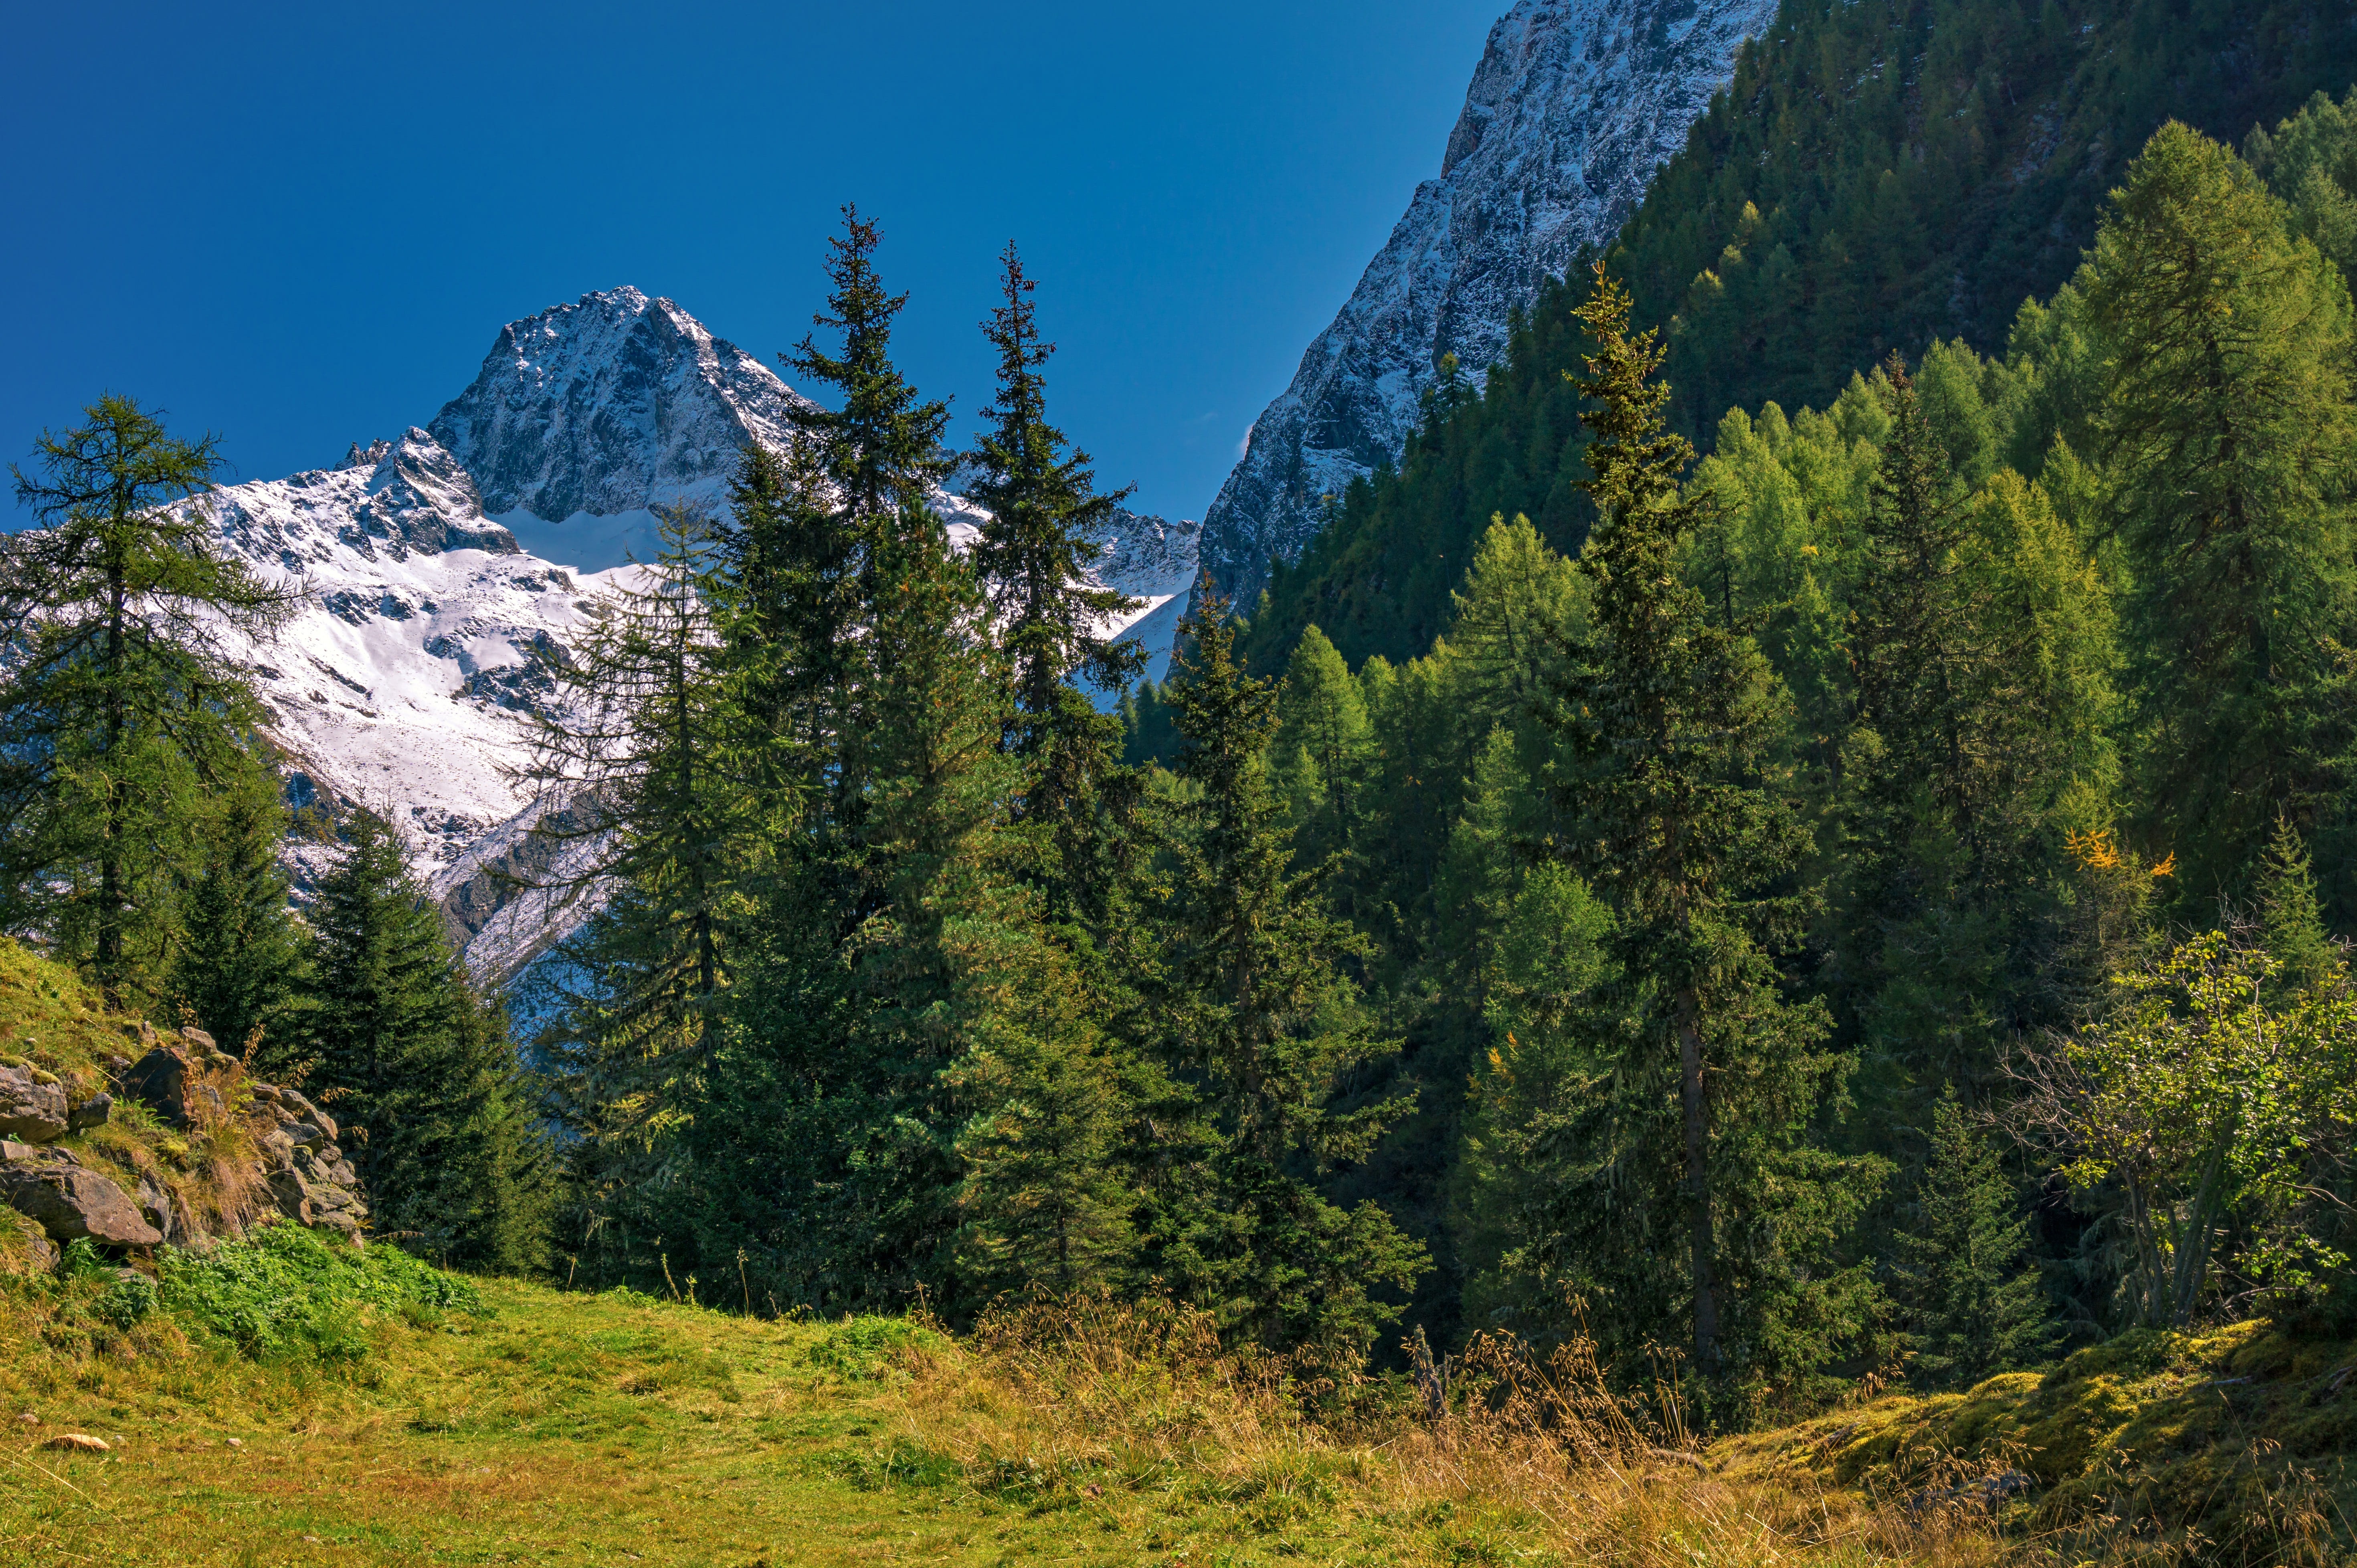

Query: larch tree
2;396;300;1003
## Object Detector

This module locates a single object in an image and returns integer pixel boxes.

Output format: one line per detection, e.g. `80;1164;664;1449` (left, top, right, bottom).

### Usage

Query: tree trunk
1676;988;1720;1373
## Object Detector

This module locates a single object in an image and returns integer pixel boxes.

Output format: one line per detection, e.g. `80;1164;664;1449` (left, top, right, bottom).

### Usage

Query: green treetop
2;395;301;1003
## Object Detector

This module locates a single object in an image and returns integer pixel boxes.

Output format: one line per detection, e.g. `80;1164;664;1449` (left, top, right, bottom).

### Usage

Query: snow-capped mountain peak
428;286;813;543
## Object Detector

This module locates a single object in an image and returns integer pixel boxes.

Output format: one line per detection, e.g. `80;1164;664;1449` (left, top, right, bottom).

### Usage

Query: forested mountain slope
1233;0;2357;675
1195;0;1779;612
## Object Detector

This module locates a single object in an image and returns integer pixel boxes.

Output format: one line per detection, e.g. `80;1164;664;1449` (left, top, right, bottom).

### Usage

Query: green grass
5;1204;2343;1566
0;1275;1538;1567
0;1263;2029;1568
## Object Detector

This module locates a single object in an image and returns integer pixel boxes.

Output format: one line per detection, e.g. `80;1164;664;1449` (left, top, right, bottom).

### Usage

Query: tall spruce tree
521;504;748;1277
667;216;1149;1316
1537;267;1880;1392
1142;601;1427;1369
2;396;300;1003
965;243;1146;924
305;808;550;1271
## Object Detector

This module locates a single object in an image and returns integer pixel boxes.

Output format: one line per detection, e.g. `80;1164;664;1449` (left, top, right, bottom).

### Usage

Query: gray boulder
0;1166;162;1247
66;1093;111;1133
0;1064;68;1144
118;1046;221;1128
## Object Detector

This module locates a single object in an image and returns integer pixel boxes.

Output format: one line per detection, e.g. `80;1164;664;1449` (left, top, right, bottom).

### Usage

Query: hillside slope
1234;0;2357;675
1195;0;1779;611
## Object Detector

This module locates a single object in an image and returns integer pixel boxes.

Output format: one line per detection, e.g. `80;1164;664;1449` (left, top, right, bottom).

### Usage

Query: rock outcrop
0;1158;162;1248
428;285;813;525
0;1062;68;1144
0;1022;367;1255
1194;0;1780;609
248;1083;366;1237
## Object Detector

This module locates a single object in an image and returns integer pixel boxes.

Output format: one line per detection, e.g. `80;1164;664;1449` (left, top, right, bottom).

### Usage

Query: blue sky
4;0;1506;528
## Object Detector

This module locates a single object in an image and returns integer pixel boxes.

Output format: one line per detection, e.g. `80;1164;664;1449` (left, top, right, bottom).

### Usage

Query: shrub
159;1217;484;1361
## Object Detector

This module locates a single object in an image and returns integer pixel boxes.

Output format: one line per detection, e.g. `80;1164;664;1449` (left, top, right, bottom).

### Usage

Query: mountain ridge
1192;0;1778;611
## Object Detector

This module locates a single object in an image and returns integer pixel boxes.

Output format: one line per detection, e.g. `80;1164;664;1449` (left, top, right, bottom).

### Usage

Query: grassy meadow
6;1253;2348;1567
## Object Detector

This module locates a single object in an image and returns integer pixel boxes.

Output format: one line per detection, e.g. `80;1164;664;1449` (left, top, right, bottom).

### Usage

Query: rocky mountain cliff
428;287;812;565
1194;0;1777;609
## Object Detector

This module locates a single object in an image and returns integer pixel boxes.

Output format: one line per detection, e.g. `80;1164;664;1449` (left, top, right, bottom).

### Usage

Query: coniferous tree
2256;813;2336;993
170;784;310;1068
306;808;550;1270
1888;1087;2056;1390
669;216;1148;1316
965;243;1146;925
1532;268;1882;1393
521;504;747;1275
2248;86;2357;281
1142;601;1427;1369
1272;625;1372;877
2089;123;2357;901
2;396;300;1003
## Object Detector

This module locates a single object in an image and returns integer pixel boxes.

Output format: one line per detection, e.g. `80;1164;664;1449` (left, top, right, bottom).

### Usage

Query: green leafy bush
805;1315;944;1381
159;1217;484;1361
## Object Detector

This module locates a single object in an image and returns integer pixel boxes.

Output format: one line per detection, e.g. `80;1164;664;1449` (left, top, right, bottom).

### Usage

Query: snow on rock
429;286;816;568
202;288;1185;978
1091;513;1200;691
203;430;642;902
1194;0;1778;609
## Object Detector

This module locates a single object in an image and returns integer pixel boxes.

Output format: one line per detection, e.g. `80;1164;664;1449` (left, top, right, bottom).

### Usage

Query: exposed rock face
1;1053;369;1255
1195;0;1779;608
248;1083;366;1237
429;286;812;522
0;1064;68;1144
207;427;519;575
118;1047;206;1130
0;1160;163;1248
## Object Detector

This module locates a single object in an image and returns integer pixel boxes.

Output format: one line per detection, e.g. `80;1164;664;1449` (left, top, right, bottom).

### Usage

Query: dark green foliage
2088;121;2357;907
1888;1089;2056;1390
170;784;310;1067
1136;602;1427;1370
966;242;1146;927
1498;269;1883;1404
1118;679;1182;768
306;809;551;1273
1;396;299;1004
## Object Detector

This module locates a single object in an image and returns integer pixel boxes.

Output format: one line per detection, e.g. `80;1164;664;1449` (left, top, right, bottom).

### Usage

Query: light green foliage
1273;624;1371;872
157;1218;484;1360
2012;932;2357;1328
2250;85;2357;279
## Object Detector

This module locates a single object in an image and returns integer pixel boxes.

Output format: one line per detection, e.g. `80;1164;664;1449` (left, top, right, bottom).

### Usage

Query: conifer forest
10;0;2357;1459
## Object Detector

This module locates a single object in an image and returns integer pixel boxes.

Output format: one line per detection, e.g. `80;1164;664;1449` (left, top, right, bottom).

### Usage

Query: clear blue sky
4;0;1506;527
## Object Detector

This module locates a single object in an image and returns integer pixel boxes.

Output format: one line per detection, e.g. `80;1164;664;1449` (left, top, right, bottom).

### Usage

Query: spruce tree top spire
782;205;954;537
967;241;1142;718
